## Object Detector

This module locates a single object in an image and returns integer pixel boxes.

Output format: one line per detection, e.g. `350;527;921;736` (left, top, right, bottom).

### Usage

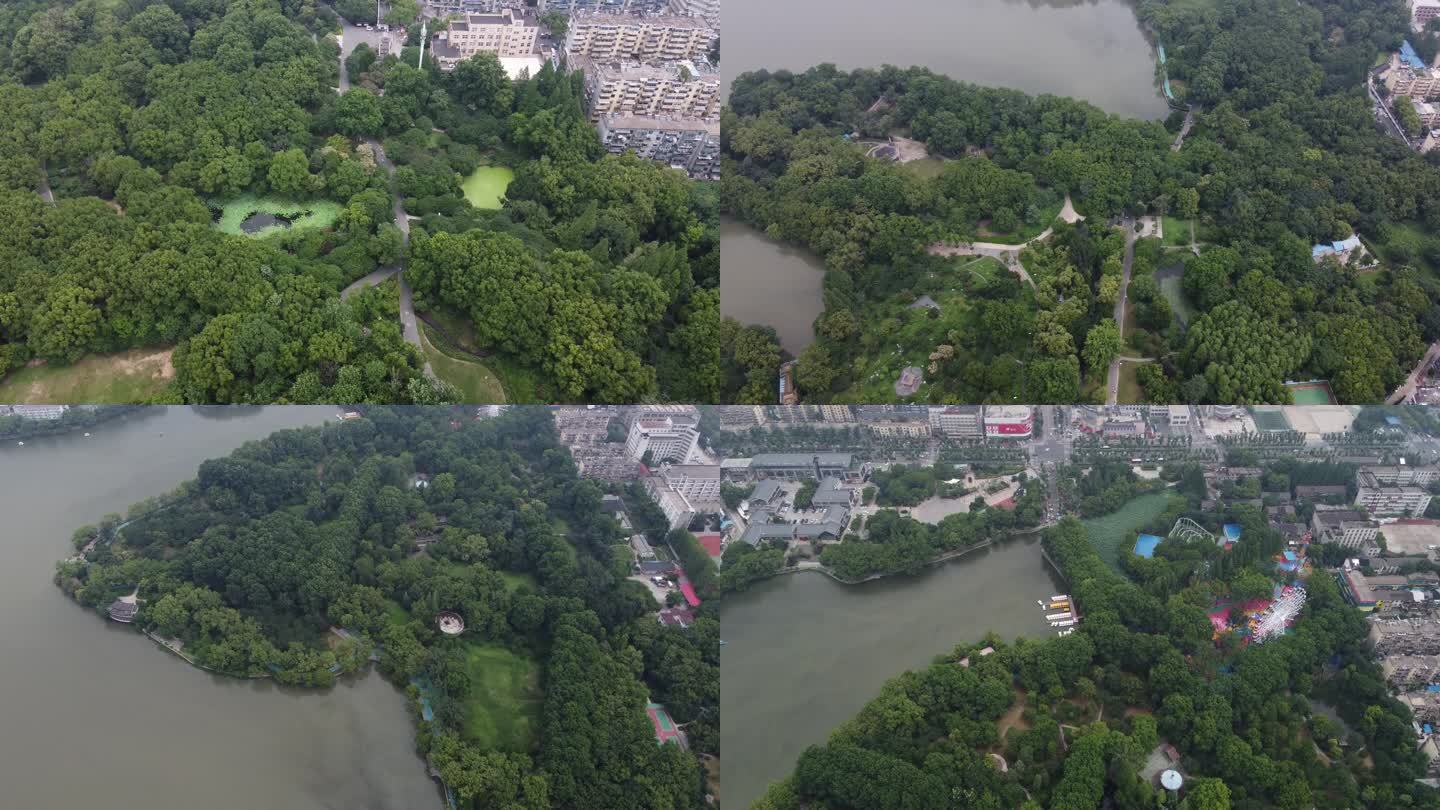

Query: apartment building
1356;470;1434;516
644;463;721;529
1415;0;1440;30
565;12;716;62
1366;466;1440;487
544;0;669;12
668;0;719;26
868;421;930;438
717;406;766;429
431;9;539;70
595;114;719;179
929;406;983;439
1416;98;1440;129
1313;509;1381;551
625;413;700;464
576;57;719;121
1388;66;1440;97
818;405;855;423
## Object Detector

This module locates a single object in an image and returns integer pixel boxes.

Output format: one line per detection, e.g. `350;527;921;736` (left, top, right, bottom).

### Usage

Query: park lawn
1194;221;1224;245
1117;361;1144;404
421;304;484;354
499;571;537;593
974;197;1065;245
1081;492;1174;571
419;324;507;404
0;348;174;402
1158;271;1197;326
901;157;947;180
1377;221;1439;277
459;642;543;753
383;599;411;630
1161;216;1192;248
212;194;343;238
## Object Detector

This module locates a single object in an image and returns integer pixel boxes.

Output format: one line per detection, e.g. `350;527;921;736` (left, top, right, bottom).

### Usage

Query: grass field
461;166;514;210
1081;492;1174;571
383;600;411;630
901;158;947;180
1161;216;1193;248
1117;361;1144;404
0;348;174;402
975;197;1065;245
499;571;537;593
419;324;507;403
460;643;542;753
212;194;343;238
1157;270;1196;326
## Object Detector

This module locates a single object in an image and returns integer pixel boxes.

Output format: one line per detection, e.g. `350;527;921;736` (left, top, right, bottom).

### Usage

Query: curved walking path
925;194;1085;288
1105;218;1139;405
330;19;434;380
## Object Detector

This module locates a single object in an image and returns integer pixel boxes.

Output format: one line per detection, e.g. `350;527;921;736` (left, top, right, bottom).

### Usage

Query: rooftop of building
570;11;716;29
749;452;855;468
450;9;536;30
598;113;720;134
574;55;717;81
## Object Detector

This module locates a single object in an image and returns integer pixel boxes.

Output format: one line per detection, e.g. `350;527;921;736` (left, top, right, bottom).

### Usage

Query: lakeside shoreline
744;521;1056;589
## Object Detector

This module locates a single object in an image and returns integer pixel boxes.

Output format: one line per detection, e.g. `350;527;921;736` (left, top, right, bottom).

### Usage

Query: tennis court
1287;381;1336;405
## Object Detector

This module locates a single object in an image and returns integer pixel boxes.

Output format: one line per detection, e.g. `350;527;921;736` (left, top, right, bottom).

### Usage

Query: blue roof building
1402;40;1426;70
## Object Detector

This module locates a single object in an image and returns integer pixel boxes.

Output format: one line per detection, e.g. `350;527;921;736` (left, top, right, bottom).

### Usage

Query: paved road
331;20;433;378
1105;218;1138;405
1388;341;1440;404
1170;105;1199;152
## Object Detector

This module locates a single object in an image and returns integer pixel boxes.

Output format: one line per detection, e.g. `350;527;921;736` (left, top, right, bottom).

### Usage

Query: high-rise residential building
625;413;700;464
565;12;716;62
667;0;719;26
644;463;721;529
1415;0;1440;30
1365;466;1440;487
595;115;719;179
1355;470;1434;516
929;406;983;438
576;57;719;121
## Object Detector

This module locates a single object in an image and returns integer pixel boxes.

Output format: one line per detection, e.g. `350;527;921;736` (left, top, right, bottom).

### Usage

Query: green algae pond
461;166;514;210
212;195;343;238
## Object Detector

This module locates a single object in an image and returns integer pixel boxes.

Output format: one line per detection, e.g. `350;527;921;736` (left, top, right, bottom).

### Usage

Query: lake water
461;166;515;210
719;534;1068;806
722;0;1169;342
0;407;439;810
719;217;827;355
723;0;1169;120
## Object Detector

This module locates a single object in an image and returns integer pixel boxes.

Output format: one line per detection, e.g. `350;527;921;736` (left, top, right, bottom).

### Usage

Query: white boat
1050;594;1069;601
1036;599;1045;606
1045;612;1073;621
1060;628;1074;636
1050;619;1076;627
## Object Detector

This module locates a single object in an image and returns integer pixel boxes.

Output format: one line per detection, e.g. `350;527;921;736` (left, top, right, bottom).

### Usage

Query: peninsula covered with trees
54;407;716;809
722;0;1438;405
0;0;717;403
753;510;1438;809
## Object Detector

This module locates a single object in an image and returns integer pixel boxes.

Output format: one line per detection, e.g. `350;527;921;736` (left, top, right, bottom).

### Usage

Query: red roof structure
677;575;700;607
696;532;722;556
